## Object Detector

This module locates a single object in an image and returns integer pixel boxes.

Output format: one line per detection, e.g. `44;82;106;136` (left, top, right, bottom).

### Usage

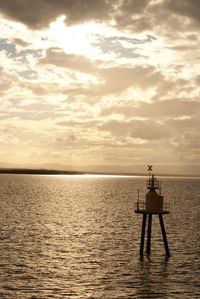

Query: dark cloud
99;99;200;157
115;0;152;32
195;75;200;85
0;0;114;29
0;0;199;37
13;38;30;47
93;65;164;95
141;99;200;118
57;117;170;143
81;65;163;98
57;120;99;128
99;119;169;140
116;0;200;33
168;45;197;52
100;99;200;118
39;48;98;72
39;50;165;95
165;117;200;132
164;0;200;23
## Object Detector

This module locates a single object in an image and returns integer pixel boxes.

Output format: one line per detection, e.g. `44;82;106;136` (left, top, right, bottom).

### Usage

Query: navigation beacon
135;166;170;258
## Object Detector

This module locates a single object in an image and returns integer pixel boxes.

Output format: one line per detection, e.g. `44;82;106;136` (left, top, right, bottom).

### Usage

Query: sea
0;174;199;299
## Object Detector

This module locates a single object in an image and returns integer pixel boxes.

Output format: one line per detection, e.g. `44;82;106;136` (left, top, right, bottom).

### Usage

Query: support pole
159;214;170;257
139;213;147;257
146;214;152;255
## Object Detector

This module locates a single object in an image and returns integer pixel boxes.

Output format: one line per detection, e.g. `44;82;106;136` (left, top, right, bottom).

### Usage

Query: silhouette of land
0;168;139;176
0;168;84;175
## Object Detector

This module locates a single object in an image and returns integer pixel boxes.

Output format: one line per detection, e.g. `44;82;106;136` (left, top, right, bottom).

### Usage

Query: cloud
100;99;200;119
57;120;99;128
115;0;153;32
114;0;200;34
0;1;200;173
0;66;20;96
91;35;148;59
39;47;98;72
0;132;18;144
13;38;30;47
99;119;169;141
0;0;200;36
0;0;114;29
39;49;165;96
97;65;164;94
93;65;164;96
119;0;150;14
164;0;200;23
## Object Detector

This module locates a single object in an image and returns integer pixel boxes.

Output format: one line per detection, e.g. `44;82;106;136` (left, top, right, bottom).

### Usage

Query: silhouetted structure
135;166;170;258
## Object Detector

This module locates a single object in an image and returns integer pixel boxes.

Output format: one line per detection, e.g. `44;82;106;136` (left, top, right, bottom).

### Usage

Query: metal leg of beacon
159;214;170;258
139;214;147;257
146;214;152;255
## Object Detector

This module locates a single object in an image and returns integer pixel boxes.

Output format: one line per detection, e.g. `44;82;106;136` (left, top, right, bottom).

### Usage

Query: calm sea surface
0;174;199;299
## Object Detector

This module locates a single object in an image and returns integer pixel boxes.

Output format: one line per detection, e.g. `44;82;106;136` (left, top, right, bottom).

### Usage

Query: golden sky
0;0;200;174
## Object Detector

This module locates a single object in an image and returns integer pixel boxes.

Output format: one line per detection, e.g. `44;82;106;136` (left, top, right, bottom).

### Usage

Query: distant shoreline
0;168;84;176
0;168;199;178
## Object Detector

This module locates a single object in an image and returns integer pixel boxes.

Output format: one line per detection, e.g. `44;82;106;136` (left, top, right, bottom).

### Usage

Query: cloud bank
0;0;200;174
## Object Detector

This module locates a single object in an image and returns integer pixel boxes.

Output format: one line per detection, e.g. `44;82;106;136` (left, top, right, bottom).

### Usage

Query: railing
146;178;159;189
134;201;170;212
134;201;146;211
163;203;170;212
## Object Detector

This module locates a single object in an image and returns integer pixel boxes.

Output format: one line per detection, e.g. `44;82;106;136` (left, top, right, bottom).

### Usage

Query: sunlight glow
48;17;110;58
82;174;137;178
53;174;139;178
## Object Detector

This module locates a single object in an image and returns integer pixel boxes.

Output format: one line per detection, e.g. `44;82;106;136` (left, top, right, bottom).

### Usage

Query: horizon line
0;167;200;178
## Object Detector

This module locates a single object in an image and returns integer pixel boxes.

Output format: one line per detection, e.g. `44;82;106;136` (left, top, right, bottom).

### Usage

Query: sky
0;0;200;175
